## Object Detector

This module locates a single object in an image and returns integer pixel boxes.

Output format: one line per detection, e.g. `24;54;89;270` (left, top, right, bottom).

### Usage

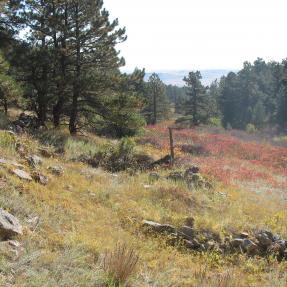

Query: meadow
0;122;287;286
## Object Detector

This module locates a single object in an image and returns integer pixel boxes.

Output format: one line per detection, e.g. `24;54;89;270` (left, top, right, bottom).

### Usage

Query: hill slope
0;123;287;286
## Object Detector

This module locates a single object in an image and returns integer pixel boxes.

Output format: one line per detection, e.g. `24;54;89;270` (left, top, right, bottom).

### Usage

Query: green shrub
64;138;99;160
93;138;153;172
0;112;9;130
208;117;222;127
0;130;16;151
246;123;257;134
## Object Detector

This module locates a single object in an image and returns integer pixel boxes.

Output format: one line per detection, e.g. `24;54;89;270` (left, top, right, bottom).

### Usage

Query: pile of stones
142;219;287;260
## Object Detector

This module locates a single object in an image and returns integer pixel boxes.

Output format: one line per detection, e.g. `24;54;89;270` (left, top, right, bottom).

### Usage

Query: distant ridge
144;69;237;86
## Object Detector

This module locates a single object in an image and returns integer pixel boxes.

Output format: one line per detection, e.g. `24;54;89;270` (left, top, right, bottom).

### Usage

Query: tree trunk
69;3;80;135
153;88;157;125
3;98;7;115
53;97;64;127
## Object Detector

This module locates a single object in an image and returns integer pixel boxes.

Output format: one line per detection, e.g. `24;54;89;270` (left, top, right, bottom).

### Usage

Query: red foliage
143;125;287;190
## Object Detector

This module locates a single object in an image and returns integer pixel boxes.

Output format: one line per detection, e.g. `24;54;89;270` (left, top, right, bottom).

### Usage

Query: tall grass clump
101;243;139;287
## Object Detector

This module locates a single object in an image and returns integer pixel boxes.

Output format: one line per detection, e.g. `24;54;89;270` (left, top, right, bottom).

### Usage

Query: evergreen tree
183;71;209;125
143;73;171;124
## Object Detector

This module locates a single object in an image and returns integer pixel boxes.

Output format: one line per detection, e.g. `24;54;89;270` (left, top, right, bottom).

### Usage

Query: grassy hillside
0;121;287;286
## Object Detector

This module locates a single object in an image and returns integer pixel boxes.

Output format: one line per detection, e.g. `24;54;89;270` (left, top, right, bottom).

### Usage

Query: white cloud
104;0;287;71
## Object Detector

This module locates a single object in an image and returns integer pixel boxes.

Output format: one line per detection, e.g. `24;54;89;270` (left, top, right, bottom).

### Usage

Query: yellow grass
0;129;287;286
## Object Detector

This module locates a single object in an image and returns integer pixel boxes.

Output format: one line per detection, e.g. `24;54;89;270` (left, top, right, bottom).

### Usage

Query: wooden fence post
168;127;175;166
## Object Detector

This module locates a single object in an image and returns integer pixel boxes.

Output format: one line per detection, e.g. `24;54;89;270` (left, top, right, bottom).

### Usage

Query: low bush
0;112;10;130
92;138;153;172
246;123;257;134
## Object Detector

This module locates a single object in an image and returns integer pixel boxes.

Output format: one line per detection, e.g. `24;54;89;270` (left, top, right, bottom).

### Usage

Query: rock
205;240;217;250
241;239;258;254
0;158;24;169
15;143;27;157
12;169;32;181
230;238;244;248
25;215;39;230
256;231;273;247
38;148;53;158
184;217;195;228
32;172;49;185
184;166;200;177
167;172;184;181
27;155;42;168
0;240;23;260
142;220;176;234
178;226;195;240
184;238;201;250
0;208;23;239
151;155;172;167
239;232;249;239
48;166;63;176
133;153;155;169
149;172;160;182
269;240;286;255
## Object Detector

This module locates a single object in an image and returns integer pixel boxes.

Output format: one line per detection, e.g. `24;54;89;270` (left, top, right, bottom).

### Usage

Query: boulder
184;238;202;250
142;220;176;234
0;240;23;260
239;232;249;239
32;172;49;185
256;231;273;247
184;166;200;177
48;166;64;176
12;169;32;181
38;148;53;158
178;226;195;240
230;238;244;248
0;209;23;239
241;239;258;254
27;155;43;168
167;172;184;182
151;155;172;167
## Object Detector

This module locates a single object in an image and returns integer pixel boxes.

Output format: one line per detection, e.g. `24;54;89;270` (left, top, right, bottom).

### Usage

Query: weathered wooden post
168;127;175;166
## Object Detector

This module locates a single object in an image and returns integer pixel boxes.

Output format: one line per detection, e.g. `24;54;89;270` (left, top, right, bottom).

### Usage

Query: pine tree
183;71;208;126
143;73;171;124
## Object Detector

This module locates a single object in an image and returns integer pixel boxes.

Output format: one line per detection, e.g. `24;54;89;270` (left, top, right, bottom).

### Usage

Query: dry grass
101;243;139;286
0;124;287;286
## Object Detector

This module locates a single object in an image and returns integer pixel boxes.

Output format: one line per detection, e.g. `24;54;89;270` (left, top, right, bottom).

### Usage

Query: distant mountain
144;69;237;86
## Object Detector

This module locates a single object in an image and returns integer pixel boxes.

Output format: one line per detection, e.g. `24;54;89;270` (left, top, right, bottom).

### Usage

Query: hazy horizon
104;0;287;71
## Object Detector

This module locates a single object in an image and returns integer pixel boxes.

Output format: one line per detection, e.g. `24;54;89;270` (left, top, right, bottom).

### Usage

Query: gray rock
27;155;42;168
0;209;23;239
32;172;48;185
0;240;23;260
167;172;184;181
48;166;63;176
38;148;53;158
184;238;201;250
239;232;249;239
178;226;195;239
143;220;176;234
12;169;32;181
184;166;200;177
241;239;258;254
256;231;273;247
230;238;243;248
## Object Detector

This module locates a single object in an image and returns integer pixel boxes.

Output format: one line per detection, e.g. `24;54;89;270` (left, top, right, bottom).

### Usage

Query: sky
104;0;287;72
